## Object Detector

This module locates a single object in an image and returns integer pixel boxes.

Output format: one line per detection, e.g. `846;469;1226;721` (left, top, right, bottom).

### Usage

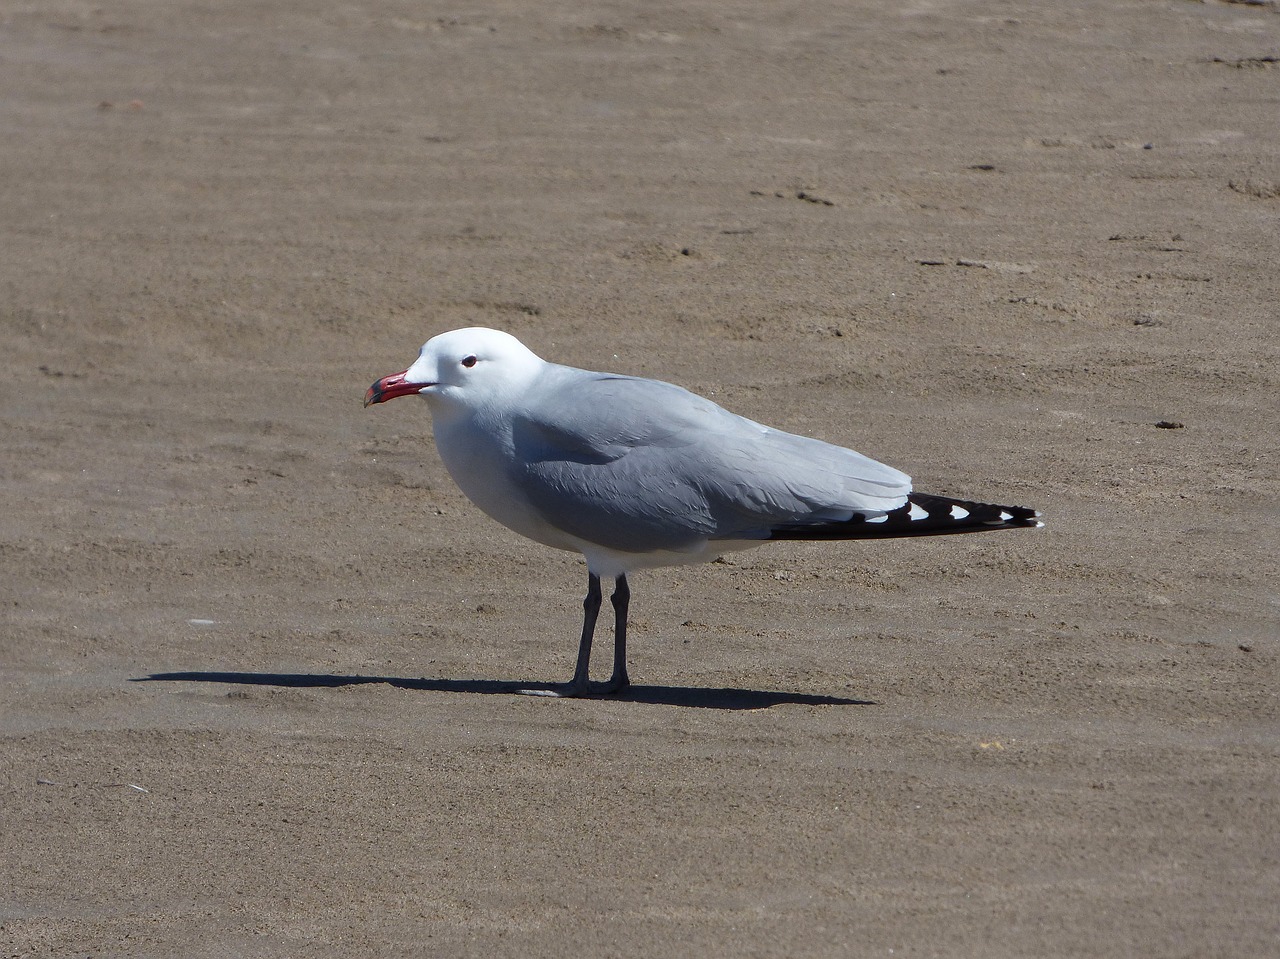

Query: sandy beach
2;1;1278;955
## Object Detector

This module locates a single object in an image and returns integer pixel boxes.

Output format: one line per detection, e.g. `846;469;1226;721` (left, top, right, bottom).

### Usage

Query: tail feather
768;492;1043;541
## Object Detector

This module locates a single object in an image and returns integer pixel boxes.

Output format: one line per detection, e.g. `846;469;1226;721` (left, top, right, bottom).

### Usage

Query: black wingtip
769;493;1043;541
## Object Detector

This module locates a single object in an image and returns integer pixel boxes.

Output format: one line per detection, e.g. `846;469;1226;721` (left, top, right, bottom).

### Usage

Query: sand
2;0;1278;955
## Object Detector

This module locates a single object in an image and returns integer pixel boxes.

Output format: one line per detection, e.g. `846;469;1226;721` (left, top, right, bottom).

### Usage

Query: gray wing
509;368;911;553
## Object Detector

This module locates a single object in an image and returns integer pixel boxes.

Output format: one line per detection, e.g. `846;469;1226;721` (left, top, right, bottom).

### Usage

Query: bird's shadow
133;671;874;710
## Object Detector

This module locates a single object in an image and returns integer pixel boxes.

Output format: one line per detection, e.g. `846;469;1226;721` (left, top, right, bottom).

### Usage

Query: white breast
431;412;582;555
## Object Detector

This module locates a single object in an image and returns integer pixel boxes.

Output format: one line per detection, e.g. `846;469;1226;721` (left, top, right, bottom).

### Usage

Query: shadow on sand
134;671;874;710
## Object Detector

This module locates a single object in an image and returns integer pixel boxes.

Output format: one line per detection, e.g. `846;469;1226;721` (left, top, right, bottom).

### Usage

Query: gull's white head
365;327;544;411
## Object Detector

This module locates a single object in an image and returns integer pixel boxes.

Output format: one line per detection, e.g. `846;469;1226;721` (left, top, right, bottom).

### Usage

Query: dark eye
461;355;477;368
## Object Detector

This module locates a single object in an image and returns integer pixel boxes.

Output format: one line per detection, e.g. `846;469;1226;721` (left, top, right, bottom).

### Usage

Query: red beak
364;370;430;407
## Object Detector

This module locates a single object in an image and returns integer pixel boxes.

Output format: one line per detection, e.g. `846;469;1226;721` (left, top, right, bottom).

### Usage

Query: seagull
365;328;1042;697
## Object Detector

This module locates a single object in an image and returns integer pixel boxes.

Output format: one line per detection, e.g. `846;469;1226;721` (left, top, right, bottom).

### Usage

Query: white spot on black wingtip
999;510;1013;521
909;503;929;521
950;505;970;520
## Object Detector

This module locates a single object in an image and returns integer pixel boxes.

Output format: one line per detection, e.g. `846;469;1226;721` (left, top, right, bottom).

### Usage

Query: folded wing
510;370;912;554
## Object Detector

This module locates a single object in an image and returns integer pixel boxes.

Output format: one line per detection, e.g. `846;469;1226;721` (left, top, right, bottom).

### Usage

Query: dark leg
605;574;631;692
567;573;603;695
518;572;624;699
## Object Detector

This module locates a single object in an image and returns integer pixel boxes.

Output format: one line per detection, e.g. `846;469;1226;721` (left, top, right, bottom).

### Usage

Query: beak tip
365;370;421;407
